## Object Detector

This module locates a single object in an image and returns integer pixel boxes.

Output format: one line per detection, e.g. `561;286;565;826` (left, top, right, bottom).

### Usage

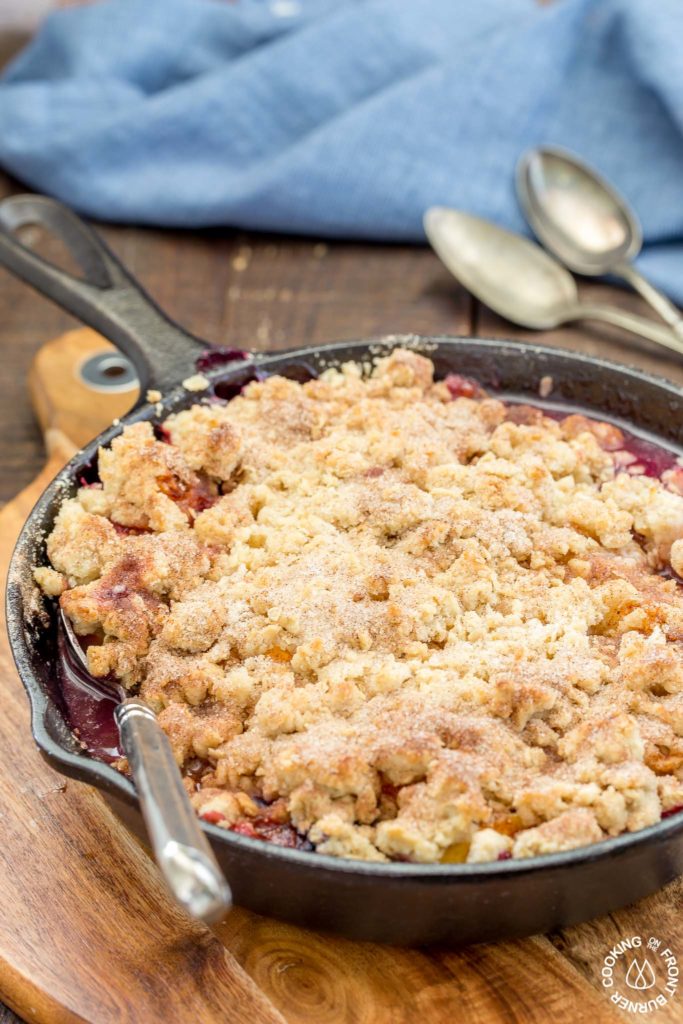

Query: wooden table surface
3;31;683;1024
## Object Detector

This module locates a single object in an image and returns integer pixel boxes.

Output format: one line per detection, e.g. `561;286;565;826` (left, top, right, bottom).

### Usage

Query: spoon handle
615;262;683;341
575;302;683;357
115;699;232;923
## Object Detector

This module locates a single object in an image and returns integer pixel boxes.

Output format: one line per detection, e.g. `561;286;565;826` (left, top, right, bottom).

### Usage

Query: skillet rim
7;332;683;882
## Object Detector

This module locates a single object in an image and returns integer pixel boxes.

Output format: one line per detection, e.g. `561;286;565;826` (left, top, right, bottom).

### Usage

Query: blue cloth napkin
2;0;683;300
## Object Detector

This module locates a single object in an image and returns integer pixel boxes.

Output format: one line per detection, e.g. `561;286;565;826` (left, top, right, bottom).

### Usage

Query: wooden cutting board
2;328;682;1024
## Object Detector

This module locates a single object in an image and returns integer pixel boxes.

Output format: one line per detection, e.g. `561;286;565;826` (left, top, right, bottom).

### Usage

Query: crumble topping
36;349;683;863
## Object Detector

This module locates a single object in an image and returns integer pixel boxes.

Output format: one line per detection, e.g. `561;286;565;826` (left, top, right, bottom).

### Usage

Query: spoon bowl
424;206;581;328
517;146;640;274
517;146;683;340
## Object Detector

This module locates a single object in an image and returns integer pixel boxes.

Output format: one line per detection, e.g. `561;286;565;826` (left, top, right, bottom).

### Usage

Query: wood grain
215;909;622;1024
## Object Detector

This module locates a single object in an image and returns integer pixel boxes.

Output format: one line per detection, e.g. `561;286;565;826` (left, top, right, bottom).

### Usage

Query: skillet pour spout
4;194;683;945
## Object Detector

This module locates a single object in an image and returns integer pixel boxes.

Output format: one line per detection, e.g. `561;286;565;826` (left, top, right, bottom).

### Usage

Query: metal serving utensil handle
0;194;208;396
615;261;683;341
115;699;232;923
576;301;683;357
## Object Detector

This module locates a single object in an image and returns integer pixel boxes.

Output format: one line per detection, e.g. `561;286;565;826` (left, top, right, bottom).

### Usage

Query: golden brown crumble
37;349;683;862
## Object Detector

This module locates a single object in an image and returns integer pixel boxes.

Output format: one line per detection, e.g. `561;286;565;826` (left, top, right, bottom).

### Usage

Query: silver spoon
60;608;231;923
517;146;683;340
423;206;683;358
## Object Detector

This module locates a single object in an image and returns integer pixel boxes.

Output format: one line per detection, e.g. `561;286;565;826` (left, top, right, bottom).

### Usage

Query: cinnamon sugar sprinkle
34;349;683;863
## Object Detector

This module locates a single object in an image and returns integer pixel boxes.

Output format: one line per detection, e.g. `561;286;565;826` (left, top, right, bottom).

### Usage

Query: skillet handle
115;699;232;923
0;194;208;397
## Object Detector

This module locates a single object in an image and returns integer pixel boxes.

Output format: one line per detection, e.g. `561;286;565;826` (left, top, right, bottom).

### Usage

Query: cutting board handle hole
78;352;138;393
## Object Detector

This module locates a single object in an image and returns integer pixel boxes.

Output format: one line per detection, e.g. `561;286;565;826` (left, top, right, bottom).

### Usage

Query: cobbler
35;349;683;863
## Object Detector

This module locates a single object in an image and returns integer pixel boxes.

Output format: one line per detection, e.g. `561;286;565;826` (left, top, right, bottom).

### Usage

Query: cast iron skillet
3;194;683;947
